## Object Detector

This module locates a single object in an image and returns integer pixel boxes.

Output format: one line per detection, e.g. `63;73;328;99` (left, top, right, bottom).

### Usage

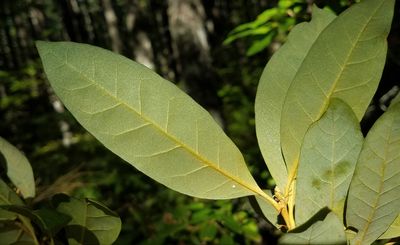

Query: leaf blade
54;195;121;245
295;99;363;225
0;179;23;221
279;212;346;245
346;102;400;244
255;6;336;190
36;41;270;203
0;136;35;198
281;0;395;171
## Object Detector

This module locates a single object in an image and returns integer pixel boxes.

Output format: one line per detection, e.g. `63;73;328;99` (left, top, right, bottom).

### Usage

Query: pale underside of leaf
36;41;269;202
346;102;400;245
0;136;35;198
295;99;363;225
279;212;346;245
281;0;395;171
255;191;280;228
255;6;336;190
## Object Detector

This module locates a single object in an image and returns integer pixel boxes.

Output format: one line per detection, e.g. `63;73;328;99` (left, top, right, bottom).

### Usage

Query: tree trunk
101;0;122;53
167;0;221;111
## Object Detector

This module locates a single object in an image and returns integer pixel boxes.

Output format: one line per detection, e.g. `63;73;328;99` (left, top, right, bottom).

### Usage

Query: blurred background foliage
0;0;399;243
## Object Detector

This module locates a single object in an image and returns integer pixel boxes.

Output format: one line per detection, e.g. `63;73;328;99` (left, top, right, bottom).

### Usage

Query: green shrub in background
0;136;121;244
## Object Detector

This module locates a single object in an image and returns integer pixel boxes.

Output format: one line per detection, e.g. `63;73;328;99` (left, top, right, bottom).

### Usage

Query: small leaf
281;0;395;171
255;6;336;190
246;32;276;56
36;41;273;204
279;211;346;245
54;194;121;245
0;136;35;198
0;205;71;236
250;191;280;228
379;214;400;239
0;179;23;221
295;99;363;225
0;181;38;244
0;221;36;244
346;102;400;244
199;222;218;241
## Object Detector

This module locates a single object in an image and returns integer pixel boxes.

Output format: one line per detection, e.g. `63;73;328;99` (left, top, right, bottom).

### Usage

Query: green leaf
346;102;400;245
255;6;336;190
251;191;280;228
199;222;218;241
54;194;121;245
0;179;23;206
281;0;395;171
36;41;273;203
0;179;23;221
279;211;346;245
0;205;71;236
295;99;363;225
379;214;400;239
245;32;276;56
0;136;35;198
0;181;38;244
0;221;36;244
390;93;400;107
224;25;273;45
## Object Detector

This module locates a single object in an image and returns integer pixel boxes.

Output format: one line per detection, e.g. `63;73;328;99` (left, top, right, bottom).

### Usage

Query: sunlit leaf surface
37;41;268;201
0;136;35;198
296;99;363;225
279;212;346;245
281;0;395;170
255;7;335;190
346;102;400;245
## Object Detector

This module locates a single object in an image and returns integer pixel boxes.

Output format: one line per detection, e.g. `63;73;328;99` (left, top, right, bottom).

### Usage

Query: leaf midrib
46;50;276;208
317;0;385;118
285;0;386;199
356;116;394;244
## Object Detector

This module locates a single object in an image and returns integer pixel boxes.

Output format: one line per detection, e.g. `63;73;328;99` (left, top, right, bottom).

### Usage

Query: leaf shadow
289;207;331;233
64;224;100;245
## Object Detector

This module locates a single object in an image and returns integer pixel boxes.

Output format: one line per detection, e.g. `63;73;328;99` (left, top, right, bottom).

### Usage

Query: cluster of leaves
224;0;354;56
224;0;305;56
0;136;121;244
36;0;399;244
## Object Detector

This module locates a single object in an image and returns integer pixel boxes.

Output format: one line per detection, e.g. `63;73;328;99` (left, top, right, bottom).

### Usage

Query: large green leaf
295;99;363;225
379;214;400;239
54;194;121;245
36;41;273;203
0;136;35;198
279;211;346;245
346;102;400;245
280;0;395;171
255;6;336;190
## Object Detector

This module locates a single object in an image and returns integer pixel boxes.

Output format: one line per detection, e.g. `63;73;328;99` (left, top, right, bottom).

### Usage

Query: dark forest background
1;0;399;244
